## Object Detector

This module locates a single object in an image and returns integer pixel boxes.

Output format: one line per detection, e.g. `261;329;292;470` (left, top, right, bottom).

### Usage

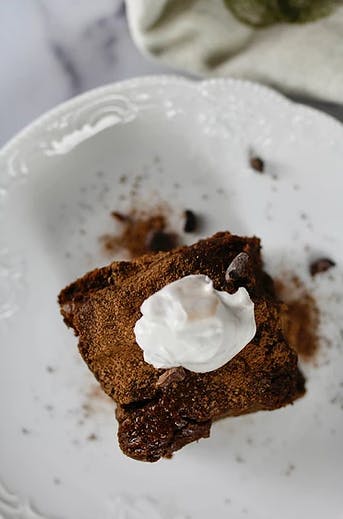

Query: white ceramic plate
0;76;342;519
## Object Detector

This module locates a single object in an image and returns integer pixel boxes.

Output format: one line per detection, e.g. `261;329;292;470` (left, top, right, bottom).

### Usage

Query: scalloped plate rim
1;75;342;160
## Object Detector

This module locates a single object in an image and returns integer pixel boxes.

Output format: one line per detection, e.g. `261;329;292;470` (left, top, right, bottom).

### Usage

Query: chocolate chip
225;252;251;283
250;156;264;173
146;230;177;252
183;210;198;233
156;367;186;388
310;258;336;276
111;211;128;222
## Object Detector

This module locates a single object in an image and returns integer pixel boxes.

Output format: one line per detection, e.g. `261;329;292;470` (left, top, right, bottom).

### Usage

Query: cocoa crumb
111;211;129;223
146;229;178;252
164;452;174;459
310;258;336;277
87;433;98;441
250;156;264;173
156;367;186;388
183;210;198;233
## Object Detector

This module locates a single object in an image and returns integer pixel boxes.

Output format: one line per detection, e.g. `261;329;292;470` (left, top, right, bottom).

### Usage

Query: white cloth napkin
126;0;343;103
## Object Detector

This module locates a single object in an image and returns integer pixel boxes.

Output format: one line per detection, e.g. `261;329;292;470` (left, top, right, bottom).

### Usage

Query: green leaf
224;0;337;27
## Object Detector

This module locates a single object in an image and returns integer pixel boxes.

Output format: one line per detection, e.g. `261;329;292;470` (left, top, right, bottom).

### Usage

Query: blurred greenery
224;0;337;27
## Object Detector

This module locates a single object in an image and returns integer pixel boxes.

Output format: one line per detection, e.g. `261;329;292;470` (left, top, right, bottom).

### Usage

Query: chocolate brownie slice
59;232;305;462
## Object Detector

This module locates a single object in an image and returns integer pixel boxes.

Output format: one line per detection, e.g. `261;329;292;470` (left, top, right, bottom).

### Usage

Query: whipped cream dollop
134;275;256;373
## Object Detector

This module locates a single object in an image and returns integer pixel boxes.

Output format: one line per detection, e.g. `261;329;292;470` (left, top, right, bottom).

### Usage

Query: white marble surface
0;0;342;147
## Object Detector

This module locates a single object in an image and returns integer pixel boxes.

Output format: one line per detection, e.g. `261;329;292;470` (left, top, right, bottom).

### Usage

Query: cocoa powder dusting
101;211;179;259
283;295;319;360
81;383;112;419
276;276;319;361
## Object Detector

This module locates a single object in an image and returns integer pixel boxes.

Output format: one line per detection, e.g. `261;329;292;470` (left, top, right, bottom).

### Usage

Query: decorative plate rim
1;75;342;161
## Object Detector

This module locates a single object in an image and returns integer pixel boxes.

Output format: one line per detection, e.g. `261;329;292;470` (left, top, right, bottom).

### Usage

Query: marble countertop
1;0;342;147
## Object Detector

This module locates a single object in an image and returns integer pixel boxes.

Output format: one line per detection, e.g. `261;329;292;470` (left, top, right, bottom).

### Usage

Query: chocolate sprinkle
146;230;178;252
183;210;198;233
225;252;251;283
250;156;264;173
310;257;336;276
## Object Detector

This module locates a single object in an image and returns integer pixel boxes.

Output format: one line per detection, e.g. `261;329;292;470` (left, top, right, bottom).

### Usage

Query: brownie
59;232;305;462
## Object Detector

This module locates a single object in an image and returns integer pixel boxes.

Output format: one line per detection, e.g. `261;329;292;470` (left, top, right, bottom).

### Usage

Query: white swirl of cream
134;275;256;373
